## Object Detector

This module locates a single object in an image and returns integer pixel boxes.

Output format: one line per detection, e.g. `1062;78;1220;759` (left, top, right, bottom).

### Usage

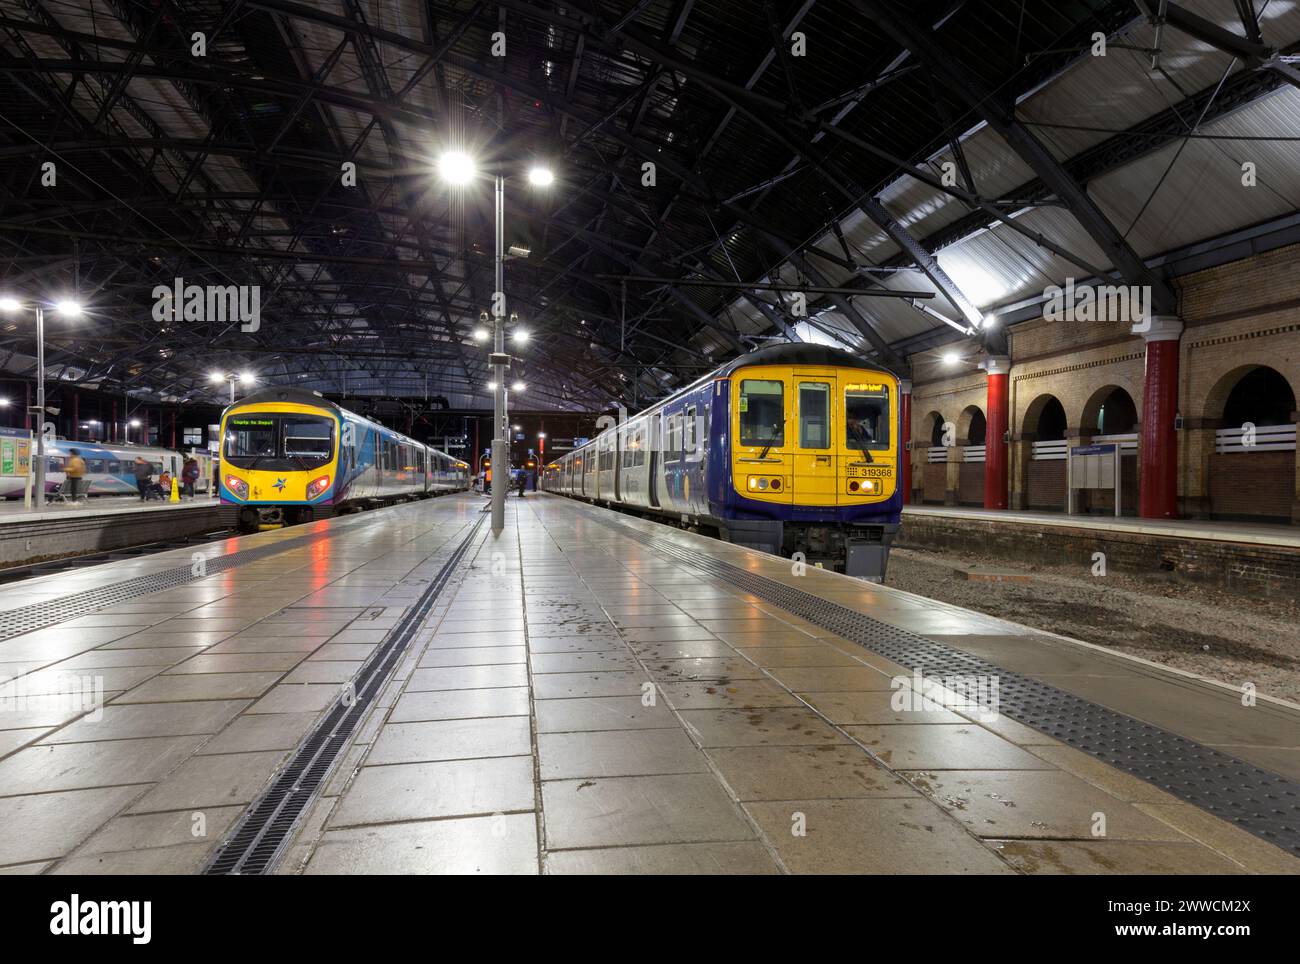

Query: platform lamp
210;370;256;405
0;295;83;510
437;149;553;534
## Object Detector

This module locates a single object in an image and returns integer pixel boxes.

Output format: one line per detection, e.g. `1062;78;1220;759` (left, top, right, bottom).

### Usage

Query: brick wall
906;241;1300;523
1208;451;1294;520
1027;460;1065;510
922;463;946;503
958;462;983;505
898;511;1300;598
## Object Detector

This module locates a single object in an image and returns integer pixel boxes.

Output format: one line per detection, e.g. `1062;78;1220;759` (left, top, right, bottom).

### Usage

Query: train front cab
219;401;339;531
724;361;901;581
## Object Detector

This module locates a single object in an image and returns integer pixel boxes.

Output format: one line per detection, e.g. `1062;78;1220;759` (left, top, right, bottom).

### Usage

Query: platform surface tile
1;492;1297;875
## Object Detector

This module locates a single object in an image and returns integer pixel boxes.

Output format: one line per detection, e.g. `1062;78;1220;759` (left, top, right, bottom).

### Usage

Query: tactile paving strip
202;514;486;875
609;519;1300;856
0;527;339;643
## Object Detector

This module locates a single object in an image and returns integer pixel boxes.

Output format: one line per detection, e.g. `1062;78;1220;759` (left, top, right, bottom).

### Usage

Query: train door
648;412;661;508
792;372;838;506
734;376;791;505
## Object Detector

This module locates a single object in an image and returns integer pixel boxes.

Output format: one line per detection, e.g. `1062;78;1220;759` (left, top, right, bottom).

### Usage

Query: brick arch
957;404;986;444
1080;384;1139;436
1021;393;1066;441
922;410;948;446
1202;363;1299;424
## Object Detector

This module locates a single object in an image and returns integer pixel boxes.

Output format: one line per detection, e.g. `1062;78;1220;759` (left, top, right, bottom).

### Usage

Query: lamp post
210;370;255;406
438;152;552;534
0;296;82;510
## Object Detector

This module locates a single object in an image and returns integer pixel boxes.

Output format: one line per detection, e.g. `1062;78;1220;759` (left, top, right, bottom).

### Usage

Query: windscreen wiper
758;421;782;459
849;423;874;464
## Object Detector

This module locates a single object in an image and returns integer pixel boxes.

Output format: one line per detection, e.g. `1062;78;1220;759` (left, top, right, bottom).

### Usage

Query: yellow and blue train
543;344;901;580
218;388;469;531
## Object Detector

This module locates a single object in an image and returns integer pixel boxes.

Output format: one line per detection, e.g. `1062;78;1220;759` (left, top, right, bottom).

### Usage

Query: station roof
0;0;1297;411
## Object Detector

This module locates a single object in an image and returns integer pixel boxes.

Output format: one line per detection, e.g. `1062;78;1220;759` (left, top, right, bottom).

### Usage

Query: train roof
229;387;341;413
715;343;897;378
226;387;460;458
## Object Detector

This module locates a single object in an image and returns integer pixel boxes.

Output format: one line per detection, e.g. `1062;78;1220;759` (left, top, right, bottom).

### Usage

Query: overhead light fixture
942;351;961;366
0;398;9;408
239;372;256;384
486;381;498;391
0;296;20;312
438;150;476;185
507;244;532;258
512;381;526;392
473;328;489;342
55;299;83;317
129;419;141;427
209;370;226;383
512;329;529;344
512;424;522;431
527;165;555;187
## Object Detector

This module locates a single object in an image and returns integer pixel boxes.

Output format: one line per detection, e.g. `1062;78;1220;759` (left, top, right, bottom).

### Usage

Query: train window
634;425;645;467
87;459;105;473
225;417;277;460
48;456;65;472
739;381;784;447
799;383;831;449
284;417;333;464
845;386;890;450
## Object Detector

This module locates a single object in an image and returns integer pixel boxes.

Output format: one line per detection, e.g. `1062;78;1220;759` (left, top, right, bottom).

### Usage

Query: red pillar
982;355;1010;510
899;379;912;505
1139;316;1183;519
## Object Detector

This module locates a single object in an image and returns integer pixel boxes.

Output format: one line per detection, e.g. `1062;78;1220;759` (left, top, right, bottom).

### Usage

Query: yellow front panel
731;369;791;505
731;365;898;505
219;402;341;502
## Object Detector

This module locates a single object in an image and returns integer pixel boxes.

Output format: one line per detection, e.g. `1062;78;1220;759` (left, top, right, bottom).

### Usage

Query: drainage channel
606;517;1300;857
202;513;485;875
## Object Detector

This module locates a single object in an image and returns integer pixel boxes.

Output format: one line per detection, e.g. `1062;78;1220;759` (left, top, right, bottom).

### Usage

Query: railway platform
0;496;222;569
0;492;1297;875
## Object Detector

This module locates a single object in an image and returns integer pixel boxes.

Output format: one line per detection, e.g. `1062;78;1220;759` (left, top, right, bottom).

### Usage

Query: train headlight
748;477;758;490
757;478;769;490
306;474;331;499
225;475;249;499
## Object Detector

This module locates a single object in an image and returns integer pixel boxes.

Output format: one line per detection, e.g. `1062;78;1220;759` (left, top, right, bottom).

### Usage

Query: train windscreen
739;379;785;447
845;386;890;450
224;414;334;470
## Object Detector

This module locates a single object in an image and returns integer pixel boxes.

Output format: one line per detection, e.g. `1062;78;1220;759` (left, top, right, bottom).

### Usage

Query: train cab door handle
815;455;831;464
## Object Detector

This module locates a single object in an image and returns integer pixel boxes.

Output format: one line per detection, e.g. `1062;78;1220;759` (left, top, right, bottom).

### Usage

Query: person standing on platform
181;457;200;499
133;456;153;501
65;448;87;502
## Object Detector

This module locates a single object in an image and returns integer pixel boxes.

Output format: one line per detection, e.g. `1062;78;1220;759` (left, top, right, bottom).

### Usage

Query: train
542;343;902;580
0;438;216;500
218;388;470;532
